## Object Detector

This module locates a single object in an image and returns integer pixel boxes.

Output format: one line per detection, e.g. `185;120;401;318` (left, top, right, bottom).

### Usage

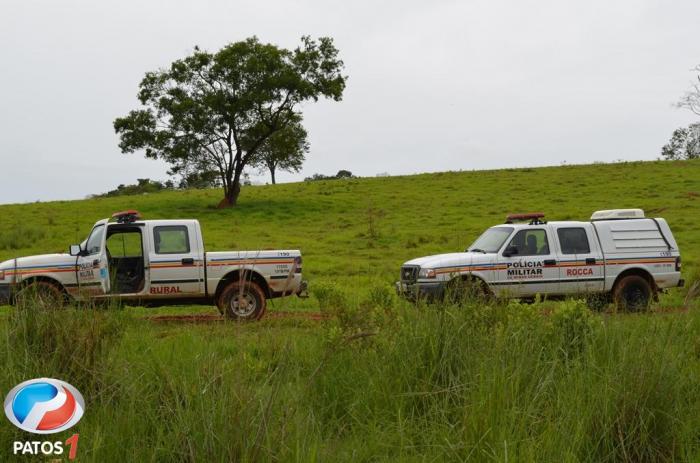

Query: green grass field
1;160;700;461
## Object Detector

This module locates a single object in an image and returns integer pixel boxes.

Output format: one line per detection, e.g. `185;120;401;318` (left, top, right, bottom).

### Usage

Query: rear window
154;226;190;254
557;228;591;254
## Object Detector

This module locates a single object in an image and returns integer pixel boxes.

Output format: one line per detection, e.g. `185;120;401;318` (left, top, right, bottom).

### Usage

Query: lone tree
661;123;700;160
256;121;308;184
114;36;346;207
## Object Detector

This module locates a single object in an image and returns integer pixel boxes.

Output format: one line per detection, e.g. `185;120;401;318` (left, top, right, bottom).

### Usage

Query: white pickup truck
0;211;307;320
397;209;684;310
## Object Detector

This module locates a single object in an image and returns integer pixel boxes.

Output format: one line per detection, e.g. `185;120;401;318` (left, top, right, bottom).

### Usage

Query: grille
401;265;419;283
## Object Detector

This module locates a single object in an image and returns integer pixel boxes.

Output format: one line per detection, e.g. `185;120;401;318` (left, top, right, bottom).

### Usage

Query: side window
107;230;143;258
85;225;105;255
507;229;550;256
154;226;190;254
557;228;591;254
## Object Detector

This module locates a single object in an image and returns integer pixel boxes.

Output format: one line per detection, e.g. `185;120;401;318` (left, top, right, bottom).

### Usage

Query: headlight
418;268;436;279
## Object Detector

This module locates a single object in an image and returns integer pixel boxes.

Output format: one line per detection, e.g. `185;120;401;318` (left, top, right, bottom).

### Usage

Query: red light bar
112;210;142;223
505;212;545;222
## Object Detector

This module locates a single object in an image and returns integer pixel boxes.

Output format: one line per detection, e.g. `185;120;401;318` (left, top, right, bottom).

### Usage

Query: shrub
312;281;347;312
549;299;599;361
366;284;395;310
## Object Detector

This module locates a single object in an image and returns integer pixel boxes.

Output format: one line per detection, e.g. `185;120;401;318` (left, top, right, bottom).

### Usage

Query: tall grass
307;299;700;462
0;296;698;461
0;299;127;456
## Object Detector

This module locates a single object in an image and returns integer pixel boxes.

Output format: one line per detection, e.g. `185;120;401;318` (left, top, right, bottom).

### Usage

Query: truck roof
494;220;590;228
494;218;663;228
498;209;658;229
108;210;199;227
105;219;200;226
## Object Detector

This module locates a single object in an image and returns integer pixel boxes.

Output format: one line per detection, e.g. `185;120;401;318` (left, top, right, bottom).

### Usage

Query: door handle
543;259;557;266
585;258;596;264
181;258;195;266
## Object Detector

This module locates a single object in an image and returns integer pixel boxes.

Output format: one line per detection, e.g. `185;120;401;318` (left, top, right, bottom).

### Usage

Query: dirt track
146;310;329;323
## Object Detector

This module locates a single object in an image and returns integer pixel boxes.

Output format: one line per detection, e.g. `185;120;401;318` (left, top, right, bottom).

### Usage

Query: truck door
147;223;204;297
555;225;604;294
496;227;560;297
77;223;110;296
105;225;147;295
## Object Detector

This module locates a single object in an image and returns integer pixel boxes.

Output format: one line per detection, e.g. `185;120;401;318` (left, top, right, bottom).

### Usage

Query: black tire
612;275;653;312
445;277;492;305
217;281;267;320
15;281;66;310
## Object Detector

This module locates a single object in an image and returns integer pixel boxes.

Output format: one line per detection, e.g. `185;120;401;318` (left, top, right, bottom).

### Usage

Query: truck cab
71;216;207;300
397;209;683;310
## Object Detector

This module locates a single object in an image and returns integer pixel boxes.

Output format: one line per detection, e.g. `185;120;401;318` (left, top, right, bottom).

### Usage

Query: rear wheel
15;281;66;310
612;275;653;312
217;281;267;320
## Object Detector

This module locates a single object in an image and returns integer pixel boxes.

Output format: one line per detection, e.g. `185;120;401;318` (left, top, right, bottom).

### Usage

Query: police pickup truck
397;209;684;310
0;211;307;320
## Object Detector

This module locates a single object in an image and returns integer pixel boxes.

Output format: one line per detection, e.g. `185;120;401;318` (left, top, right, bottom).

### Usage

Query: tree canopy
661;123;700;160
255;121;308;184
114;36;346;207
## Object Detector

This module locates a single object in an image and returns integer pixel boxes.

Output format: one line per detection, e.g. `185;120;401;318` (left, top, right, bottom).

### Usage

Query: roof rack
505;212;546;225
111;210;142;224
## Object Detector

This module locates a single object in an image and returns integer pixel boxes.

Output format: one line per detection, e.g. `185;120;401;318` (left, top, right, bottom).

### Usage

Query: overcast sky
0;0;698;204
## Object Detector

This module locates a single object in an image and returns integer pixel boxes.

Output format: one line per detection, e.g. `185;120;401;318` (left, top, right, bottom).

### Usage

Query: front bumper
0;283;12;305
395;281;445;300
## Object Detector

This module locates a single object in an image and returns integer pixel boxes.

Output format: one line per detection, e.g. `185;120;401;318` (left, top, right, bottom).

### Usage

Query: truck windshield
84;225;105;255
467;227;513;253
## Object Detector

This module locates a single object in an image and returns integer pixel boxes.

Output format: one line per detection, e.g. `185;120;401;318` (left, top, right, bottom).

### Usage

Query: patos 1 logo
4;378;84;433
4;378;83;459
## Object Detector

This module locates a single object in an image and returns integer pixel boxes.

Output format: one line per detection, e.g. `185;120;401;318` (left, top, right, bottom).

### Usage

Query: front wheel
217;281;267;320
612;275;653;312
444;277;493;304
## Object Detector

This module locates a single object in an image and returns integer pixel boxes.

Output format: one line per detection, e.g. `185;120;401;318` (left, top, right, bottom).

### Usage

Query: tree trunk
218;182;241;208
269;166;276;185
217;164;243;208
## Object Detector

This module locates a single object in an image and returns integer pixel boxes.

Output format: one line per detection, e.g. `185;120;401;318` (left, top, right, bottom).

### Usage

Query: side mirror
503;245;518;257
69;244;82;256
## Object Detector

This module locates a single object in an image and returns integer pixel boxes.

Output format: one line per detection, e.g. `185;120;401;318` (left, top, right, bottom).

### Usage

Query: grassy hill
1;160;700;461
2;159;699;300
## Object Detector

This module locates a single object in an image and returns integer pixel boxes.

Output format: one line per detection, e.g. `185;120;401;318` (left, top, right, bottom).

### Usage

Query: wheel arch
612;267;657;292
14;276;71;302
449;272;493;295
214;269;271;300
